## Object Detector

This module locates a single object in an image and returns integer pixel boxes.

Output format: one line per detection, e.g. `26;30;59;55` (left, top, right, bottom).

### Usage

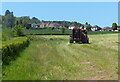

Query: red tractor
69;28;89;43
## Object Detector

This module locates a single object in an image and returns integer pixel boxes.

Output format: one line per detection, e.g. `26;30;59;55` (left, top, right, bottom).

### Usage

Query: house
38;22;49;28
35;22;64;28
117;26;120;31
91;25;102;31
31;23;38;28
68;25;75;30
49;23;62;28
68;24;78;30
102;27;113;31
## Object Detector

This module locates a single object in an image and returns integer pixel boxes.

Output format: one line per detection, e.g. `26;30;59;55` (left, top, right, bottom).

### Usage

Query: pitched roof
102;27;112;30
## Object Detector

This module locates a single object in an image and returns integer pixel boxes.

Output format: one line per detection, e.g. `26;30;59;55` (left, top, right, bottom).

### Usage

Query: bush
51;27;55;30
59;27;67;33
2;27;14;41
13;25;25;36
2;37;29;65
47;27;52;30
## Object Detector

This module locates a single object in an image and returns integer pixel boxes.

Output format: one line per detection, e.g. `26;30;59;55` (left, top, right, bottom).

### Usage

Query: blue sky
2;2;118;27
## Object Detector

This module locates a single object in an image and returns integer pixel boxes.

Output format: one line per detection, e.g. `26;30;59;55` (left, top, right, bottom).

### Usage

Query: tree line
2;10;83;29
2;10;40;28
1;10;118;31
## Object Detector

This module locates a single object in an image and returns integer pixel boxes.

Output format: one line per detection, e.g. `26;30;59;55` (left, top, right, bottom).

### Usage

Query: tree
86;24;92;31
85;22;88;25
30;17;40;24
15;18;23;26
70;21;82;27
13;24;25;36
112;23;117;30
51;27;55;30
5;10;10;16
0;15;2;24
3;10;15;28
19;16;30;27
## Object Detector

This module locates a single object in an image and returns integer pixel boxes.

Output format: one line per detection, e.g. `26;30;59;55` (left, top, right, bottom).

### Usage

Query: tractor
69;28;89;43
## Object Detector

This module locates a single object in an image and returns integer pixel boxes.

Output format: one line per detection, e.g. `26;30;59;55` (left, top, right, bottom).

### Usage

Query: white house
31;23;38;28
91;28;97;31
68;25;75;30
91;25;102;31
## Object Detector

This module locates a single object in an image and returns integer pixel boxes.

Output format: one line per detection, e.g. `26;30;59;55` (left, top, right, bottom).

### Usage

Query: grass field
3;34;118;80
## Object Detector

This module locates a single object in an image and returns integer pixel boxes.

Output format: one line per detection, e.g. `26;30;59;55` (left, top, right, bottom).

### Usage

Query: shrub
47;27;52;30
2;27;14;41
13;25;25;36
59;27;67;33
51;27;55;30
2;37;29;65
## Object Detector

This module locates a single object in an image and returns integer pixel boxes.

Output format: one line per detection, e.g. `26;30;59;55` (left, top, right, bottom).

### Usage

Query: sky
2;2;118;27
1;0;119;2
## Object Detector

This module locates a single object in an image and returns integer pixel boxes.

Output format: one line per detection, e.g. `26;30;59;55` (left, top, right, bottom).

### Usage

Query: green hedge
24;29;119;35
25;33;71;35
2;37;29;65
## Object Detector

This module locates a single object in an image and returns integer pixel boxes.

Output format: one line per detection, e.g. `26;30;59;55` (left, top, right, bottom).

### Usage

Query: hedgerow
2;37;29;65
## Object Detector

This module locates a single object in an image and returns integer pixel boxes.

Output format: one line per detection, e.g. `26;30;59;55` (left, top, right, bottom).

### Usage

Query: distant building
35;22;65;28
68;25;75;30
31;22;92;30
68;24;79;30
31;23;38;28
102;27;113;31
91;25;102;31
117;26;120;31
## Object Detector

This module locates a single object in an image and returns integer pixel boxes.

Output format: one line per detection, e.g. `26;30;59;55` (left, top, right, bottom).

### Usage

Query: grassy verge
3;34;118;80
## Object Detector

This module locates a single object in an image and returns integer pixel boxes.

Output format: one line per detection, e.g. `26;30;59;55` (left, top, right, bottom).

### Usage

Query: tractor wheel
70;38;73;43
75;39;80;44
